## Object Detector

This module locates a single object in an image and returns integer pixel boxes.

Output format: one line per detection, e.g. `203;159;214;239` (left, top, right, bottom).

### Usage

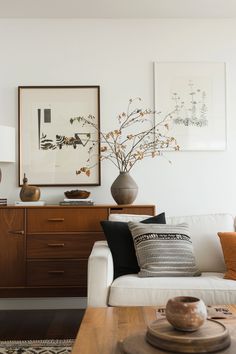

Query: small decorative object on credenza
70;98;179;205
64;189;90;199
60;189;93;205
0;198;7;206
19;173;41;202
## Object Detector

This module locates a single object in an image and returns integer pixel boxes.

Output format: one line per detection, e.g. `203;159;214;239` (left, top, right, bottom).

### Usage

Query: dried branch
70;98;179;176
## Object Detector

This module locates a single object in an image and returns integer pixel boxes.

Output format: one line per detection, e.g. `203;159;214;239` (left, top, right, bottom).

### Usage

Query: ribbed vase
110;172;138;205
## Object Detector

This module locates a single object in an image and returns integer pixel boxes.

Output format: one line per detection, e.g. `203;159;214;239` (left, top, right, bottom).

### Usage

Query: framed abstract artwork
18;86;100;186
154;62;226;151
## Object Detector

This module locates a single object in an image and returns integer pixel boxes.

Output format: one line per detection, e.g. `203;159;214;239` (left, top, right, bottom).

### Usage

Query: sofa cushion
108;272;236;306
166;214;235;273
128;222;200;277
101;213;166;278
218;232;236;280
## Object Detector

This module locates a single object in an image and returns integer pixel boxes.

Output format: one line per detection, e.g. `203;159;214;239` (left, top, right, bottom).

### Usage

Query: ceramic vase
166;296;207;332
110;172;138;205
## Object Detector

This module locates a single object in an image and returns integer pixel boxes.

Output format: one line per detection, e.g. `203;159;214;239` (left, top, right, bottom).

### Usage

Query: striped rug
0;339;74;354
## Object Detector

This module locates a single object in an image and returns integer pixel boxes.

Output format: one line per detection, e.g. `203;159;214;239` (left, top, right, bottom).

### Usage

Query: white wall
0;18;236;217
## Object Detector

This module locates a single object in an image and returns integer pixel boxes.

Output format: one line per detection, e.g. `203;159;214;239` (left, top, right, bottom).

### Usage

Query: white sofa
87;213;236;307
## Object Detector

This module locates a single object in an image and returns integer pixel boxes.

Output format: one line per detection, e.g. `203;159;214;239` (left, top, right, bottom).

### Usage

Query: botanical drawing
171;80;208;128
154;62;226;151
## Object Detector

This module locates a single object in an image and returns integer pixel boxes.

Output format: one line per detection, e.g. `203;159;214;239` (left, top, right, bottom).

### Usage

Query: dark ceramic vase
110;172;138;205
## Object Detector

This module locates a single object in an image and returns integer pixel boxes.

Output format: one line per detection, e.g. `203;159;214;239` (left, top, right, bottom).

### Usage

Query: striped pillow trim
128;222;201;277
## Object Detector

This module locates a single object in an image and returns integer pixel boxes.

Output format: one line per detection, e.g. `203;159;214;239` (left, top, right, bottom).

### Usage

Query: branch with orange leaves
70;98;179;176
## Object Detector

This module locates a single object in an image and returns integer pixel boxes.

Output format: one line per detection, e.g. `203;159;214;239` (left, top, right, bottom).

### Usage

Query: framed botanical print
154;62;226;151
18;86;100;186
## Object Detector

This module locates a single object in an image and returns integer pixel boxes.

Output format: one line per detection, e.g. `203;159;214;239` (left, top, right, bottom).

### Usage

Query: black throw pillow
100;213;166;279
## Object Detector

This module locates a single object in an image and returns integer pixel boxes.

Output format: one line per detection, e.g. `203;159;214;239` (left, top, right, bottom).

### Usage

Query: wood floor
0;309;85;340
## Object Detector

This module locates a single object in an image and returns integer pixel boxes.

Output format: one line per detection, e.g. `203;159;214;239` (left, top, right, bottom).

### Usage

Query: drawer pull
8;230;24;235
48;270;65;275
47;243;65;247
47;218;65;222
110;207;123;211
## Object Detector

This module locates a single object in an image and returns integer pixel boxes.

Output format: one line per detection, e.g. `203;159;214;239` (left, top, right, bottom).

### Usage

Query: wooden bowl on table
64;190;90;199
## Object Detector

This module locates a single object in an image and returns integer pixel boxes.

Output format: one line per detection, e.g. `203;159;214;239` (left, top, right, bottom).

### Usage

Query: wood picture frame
18;86;100;186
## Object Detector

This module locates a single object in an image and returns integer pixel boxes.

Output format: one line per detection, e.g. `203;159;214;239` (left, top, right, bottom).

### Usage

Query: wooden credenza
0;204;155;297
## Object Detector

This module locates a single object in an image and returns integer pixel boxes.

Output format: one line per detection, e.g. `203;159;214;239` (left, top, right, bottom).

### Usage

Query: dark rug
0;339;74;354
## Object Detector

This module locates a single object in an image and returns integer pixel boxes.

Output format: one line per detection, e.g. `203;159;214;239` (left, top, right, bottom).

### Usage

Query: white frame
154;62;226;151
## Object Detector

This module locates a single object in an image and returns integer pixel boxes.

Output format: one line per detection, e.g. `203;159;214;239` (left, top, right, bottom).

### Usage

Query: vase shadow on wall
110;172;138;205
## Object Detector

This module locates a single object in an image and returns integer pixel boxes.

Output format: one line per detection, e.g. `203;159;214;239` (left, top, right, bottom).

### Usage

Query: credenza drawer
27;260;87;286
27;208;108;233
109;206;155;215
27;233;105;259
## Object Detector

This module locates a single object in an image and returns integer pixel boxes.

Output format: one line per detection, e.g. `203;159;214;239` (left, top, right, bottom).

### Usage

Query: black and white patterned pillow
128;222;201;277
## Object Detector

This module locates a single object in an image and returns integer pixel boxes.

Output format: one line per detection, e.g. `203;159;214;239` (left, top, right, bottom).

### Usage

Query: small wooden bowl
64;190;90;199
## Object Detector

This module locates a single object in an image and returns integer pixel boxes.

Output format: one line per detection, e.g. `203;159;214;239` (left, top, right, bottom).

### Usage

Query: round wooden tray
121;319;231;354
146;318;230;353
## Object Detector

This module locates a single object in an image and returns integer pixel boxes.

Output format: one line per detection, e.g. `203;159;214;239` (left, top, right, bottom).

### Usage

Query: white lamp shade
0;126;15;162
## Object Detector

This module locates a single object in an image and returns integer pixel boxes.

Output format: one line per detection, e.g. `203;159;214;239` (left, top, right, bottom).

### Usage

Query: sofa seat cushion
108;272;236;306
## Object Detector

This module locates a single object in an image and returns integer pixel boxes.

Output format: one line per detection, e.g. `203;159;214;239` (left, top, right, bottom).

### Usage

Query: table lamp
0;125;15;183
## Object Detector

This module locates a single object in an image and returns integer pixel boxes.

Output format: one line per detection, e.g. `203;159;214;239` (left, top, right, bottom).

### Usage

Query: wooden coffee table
72;305;236;354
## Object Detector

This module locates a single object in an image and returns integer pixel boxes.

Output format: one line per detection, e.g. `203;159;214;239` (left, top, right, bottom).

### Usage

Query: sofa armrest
87;241;114;307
